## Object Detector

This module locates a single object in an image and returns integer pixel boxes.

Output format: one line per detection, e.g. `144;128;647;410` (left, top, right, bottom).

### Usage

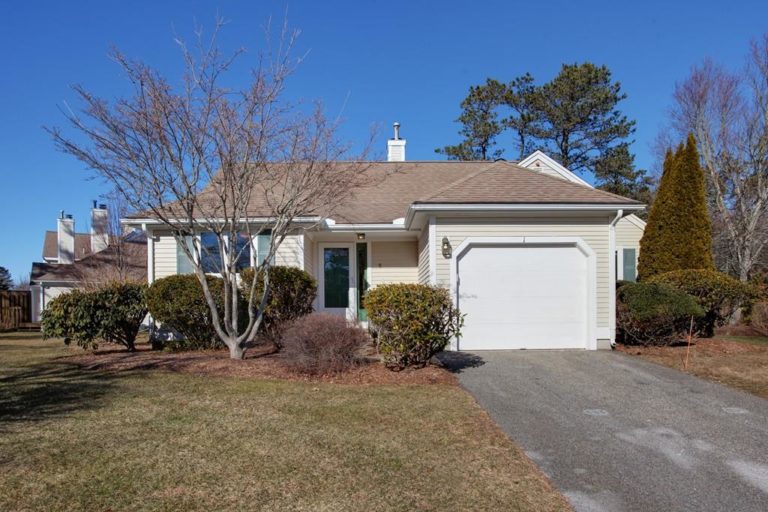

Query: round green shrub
41;281;147;351
42;289;100;348
617;281;704;346
146;274;226;350
239;266;317;346
647;269;758;337
93;282;148;350
364;283;463;370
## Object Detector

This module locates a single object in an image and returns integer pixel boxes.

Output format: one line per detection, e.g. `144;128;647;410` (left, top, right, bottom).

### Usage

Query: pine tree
638;135;713;280
436;79;507;160
0;266;12;291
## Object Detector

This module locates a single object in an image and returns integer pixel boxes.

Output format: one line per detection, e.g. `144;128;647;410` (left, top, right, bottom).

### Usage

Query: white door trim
317;242;357;321
449;236;598;351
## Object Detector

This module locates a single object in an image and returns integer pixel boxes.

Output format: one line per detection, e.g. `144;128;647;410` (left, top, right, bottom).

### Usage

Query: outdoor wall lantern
356;233;366;240
441;237;452;258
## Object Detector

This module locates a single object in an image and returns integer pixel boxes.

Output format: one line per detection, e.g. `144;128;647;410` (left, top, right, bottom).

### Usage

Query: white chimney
90;201;109;253
57;211;75;264
387;122;406;162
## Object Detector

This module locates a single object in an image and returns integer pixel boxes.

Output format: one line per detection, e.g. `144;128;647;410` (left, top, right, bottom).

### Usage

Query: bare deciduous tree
48;18;373;358
667;35;768;280
74;190;148;289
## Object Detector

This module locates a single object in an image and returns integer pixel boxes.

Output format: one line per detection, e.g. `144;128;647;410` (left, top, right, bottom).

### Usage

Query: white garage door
457;243;590;350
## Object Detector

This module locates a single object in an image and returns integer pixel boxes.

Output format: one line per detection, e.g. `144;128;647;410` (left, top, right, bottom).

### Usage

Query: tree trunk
227;342;246;360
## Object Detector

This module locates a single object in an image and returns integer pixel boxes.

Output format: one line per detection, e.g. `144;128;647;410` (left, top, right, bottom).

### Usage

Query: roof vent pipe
387;122;406;162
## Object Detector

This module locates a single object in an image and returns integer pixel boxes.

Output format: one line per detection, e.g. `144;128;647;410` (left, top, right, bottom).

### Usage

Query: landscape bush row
617;269;761;346
41;268;463;373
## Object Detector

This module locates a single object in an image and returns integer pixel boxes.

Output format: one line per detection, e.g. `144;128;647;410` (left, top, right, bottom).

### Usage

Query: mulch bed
64;344;457;386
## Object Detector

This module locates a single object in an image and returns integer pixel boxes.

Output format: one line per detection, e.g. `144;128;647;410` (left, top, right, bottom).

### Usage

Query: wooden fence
0;290;31;331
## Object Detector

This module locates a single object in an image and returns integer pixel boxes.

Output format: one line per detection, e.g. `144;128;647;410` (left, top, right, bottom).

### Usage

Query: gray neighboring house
29;203;147;321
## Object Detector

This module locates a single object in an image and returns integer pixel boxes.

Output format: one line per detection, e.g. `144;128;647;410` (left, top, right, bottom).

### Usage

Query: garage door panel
457;244;589;350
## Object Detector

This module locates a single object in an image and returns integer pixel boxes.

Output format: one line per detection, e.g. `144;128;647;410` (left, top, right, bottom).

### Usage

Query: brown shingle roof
32;239;147;284
129;160;642;225
42;231;92;261
415;161;642;205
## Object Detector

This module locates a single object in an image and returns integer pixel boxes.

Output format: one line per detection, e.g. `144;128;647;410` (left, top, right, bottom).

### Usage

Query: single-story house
125;126;646;350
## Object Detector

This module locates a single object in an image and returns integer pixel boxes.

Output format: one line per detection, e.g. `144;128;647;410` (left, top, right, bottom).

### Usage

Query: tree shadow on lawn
0;359;128;432
435;351;486;373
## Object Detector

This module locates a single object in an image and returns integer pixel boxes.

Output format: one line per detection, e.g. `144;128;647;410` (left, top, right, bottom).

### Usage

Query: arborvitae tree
638;135;714;280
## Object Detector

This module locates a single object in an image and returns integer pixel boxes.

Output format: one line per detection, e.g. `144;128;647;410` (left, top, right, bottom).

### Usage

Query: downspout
608;209;623;349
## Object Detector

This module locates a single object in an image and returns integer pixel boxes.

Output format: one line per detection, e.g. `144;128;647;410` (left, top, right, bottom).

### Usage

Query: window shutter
622;248;637;282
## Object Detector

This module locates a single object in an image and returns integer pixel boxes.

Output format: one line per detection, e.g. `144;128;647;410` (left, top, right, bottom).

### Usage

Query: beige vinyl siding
434;217;611;331
616;215;644;252
153;232;178;280
276;233;303;268
370;241;419;286
417;227;430;284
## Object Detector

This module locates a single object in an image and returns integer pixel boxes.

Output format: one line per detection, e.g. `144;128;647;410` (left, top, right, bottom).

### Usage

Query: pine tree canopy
437;63;651;203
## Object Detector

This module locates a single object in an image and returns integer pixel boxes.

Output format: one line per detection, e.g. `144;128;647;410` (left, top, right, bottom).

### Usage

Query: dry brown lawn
0;332;570;512
616;335;768;399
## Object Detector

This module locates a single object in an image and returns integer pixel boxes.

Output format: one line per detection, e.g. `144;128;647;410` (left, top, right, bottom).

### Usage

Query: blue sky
1;0;766;281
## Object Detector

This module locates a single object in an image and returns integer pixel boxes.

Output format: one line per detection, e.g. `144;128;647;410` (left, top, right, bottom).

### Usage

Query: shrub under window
239;266;316;346
146;274;227;350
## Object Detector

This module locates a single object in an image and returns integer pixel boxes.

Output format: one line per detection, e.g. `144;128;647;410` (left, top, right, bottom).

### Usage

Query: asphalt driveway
439;350;768;512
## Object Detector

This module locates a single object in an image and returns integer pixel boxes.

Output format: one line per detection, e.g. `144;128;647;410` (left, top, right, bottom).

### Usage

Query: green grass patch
0;333;568;511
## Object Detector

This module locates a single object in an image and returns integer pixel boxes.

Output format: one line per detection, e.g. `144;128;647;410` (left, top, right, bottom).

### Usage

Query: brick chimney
387;122;406;162
90;201;109;253
57;211;75;264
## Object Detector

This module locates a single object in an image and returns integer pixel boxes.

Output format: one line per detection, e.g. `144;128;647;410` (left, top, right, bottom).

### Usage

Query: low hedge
365;283;463;370
617;281;703;346
41;282;147;351
647;269;757;337
146;274;227;350
239;266;316;346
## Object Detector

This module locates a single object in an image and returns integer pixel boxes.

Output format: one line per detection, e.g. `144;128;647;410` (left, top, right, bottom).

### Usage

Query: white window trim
448;236;598;351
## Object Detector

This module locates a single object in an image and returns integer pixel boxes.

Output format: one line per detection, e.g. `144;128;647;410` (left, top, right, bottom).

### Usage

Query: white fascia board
323;223;410;232
122;216;323;227
518;150;592;187
405;203;645;228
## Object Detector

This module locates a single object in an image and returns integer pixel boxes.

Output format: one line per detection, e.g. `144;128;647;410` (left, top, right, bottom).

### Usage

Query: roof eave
404;202;646;229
